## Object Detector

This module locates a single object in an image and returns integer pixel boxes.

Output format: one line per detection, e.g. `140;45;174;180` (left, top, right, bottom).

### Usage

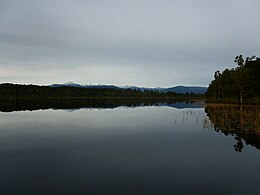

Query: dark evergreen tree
206;55;260;103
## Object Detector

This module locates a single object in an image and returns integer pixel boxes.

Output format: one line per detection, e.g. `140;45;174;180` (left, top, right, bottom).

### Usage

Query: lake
0;101;259;195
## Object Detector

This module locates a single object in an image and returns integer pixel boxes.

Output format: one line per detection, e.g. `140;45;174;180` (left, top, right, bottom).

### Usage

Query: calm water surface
0;102;259;195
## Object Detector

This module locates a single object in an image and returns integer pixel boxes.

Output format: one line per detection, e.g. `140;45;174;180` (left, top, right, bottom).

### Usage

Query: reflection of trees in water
205;104;260;152
0;98;197;112
234;136;243;153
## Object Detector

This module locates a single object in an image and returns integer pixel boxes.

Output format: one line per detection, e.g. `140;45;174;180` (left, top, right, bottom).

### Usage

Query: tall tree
206;55;259;103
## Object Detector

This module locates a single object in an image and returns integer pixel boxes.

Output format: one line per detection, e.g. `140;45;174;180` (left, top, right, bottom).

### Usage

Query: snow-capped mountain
50;82;207;94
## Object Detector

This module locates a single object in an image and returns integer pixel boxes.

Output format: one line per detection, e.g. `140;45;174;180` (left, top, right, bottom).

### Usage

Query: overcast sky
0;0;259;87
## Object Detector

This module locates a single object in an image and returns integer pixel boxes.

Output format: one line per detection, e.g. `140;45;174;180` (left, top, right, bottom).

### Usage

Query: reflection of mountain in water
205;105;260;152
161;102;204;109
0;98;203;112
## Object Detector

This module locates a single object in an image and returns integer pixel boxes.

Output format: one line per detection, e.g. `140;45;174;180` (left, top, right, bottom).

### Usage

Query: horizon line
0;82;208;88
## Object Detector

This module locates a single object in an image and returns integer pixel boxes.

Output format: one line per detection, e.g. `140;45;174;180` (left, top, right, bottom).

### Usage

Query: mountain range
50;82;207;94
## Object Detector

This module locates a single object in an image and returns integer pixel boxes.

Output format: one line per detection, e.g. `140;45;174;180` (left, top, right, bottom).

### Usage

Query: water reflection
0;98;203;112
1;102;260;194
205;104;260;152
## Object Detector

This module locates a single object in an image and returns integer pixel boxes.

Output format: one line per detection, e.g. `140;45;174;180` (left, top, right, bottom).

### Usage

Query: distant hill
50;82;120;90
120;85;164;92
163;86;207;94
50;82;207;94
50;82;82;88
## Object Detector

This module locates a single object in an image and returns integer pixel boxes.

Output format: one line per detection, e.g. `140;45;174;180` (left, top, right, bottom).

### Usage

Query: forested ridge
0;83;203;99
206;55;260;103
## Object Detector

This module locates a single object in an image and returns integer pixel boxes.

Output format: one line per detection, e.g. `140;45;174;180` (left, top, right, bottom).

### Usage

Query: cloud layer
1;0;259;87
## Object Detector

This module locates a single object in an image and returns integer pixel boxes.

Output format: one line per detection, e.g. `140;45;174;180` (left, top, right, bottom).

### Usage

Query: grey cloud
0;0;260;87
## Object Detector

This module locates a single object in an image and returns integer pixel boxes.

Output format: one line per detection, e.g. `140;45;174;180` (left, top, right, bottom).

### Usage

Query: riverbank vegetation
206;55;260;104
205;104;260;152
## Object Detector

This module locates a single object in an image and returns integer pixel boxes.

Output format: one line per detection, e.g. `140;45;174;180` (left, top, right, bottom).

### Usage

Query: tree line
0;83;203;99
206;55;260;103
